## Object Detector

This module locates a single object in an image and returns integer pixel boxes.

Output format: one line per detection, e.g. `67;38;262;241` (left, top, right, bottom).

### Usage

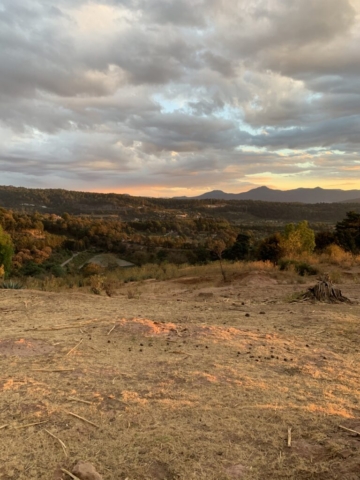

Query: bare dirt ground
0;273;360;479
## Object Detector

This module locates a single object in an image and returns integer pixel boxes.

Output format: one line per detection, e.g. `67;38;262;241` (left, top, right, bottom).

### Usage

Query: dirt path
60;252;81;267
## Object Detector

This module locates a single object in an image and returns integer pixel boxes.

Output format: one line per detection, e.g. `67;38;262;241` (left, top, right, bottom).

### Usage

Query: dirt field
0;272;360;479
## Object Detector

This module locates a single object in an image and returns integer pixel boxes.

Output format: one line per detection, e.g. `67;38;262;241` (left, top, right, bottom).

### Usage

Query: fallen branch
65;411;99;428
65;339;83;356
339;425;360;436
44;429;67;456
0;424;8;430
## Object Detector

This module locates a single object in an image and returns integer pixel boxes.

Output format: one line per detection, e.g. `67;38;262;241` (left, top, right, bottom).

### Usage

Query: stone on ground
72;461;103;480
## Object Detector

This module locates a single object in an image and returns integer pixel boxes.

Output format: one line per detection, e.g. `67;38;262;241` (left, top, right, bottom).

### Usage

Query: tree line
1;185;360;222
1;206;360;279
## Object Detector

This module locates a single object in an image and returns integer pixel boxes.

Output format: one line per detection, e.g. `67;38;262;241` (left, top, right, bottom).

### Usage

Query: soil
0;274;360;479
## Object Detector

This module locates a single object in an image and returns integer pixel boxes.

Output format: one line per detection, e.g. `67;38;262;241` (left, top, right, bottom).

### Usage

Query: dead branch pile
299;278;352;304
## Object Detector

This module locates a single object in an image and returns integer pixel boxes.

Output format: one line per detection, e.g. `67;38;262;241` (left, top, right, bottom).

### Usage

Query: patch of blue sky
152;92;263;139
213;104;263;135
236;145;266;153
152;94;192;114
306;92;323;104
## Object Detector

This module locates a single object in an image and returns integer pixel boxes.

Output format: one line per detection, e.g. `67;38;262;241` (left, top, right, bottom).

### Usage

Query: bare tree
209;239;227;282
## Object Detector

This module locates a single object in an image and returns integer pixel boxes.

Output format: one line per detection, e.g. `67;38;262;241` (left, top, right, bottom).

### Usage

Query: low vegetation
1;206;360;294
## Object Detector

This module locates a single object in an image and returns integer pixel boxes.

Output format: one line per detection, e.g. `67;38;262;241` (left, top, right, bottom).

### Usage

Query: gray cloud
0;0;360;195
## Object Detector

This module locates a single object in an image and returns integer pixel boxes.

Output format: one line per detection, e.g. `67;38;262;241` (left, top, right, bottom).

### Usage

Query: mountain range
176;186;360;203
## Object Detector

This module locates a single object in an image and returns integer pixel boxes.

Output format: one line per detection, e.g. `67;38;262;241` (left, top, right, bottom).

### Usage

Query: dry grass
20;260;283;294
1;267;360;479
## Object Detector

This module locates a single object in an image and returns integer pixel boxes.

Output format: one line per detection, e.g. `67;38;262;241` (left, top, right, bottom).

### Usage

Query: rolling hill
178;186;360;203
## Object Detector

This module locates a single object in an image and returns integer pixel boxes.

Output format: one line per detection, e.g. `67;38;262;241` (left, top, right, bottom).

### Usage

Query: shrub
19;261;44;277
278;259;295;271
278;259;318;276
48;264;66;278
127;287;141;299
89;274;104;294
0;280;24;289
82;263;104;277
280;221;315;257
257;233;284;264
295;262;319;276
0;226;14;276
325;244;352;264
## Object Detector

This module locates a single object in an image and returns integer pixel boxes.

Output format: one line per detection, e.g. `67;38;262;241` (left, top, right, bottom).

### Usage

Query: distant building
81;254;135;269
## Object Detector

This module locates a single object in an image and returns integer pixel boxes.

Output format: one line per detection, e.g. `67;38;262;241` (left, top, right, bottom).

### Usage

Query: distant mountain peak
181;186;360;203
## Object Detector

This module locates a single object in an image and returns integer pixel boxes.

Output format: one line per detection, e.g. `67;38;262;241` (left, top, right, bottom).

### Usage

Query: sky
1;0;360;197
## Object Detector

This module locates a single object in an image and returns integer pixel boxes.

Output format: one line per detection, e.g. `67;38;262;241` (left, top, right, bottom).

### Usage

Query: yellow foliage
325;244;352;262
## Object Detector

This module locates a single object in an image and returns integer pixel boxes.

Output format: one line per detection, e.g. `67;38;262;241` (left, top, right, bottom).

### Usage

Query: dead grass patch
1;275;360;479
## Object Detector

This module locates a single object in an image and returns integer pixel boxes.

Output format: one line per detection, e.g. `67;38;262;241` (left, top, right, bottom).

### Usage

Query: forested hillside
1;185;360;222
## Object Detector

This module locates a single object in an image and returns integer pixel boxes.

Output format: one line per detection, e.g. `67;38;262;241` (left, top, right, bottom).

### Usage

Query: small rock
72;461;103;480
245;313;250;317
259;311;266;315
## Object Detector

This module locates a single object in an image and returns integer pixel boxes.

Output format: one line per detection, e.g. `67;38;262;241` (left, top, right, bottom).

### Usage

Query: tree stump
300;278;352;304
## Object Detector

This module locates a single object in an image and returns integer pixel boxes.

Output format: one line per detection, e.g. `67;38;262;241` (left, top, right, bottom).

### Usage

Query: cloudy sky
1;0;360;197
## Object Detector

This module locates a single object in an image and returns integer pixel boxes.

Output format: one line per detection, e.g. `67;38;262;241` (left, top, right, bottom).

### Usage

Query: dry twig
65;338;83;356
44;429;67;456
65;411;99;428
60;468;81;480
0;424;8;430
339;425;360;436
15;421;48;429
287;427;292;447
68;396;93;405
107;323;116;335
90;346;101;353
33;368;74;372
